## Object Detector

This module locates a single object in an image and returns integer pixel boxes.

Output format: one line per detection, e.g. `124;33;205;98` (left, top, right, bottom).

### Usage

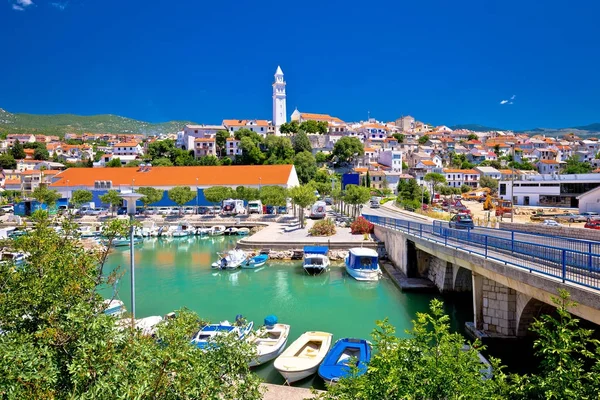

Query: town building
443;169;480;188
222;119;270;137
272;66;287;134
290;110;344;125
378;149;403;173
181;125;225;150
537;159;561;174
224;137;242;157
194;138;217;158
474;166;501;180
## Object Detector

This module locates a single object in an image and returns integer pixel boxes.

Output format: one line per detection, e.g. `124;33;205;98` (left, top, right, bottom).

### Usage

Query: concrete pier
261;383;324;400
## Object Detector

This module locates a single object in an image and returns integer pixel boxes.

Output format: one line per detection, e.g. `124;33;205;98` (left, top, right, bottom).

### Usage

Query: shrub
351;216;374;234
309;218;336;236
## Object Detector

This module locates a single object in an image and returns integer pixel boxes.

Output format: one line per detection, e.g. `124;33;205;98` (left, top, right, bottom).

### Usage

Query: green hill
0;108;194;136
449;124;507;132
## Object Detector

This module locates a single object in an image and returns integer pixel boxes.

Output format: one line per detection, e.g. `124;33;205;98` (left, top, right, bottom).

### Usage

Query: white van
247;200;263;214
309;201;327;219
221;199;246;215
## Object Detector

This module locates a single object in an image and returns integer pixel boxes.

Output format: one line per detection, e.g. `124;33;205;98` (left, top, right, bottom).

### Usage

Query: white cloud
510;95;516;100
12;0;34;10
51;2;68;10
12;4;25;10
16;0;34;6
500;100;509;105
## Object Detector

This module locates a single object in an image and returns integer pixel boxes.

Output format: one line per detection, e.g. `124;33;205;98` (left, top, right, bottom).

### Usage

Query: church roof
275;66;283;75
299;112;344;123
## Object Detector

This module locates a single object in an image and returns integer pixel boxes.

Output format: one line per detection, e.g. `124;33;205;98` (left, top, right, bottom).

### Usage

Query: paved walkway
261;383;323;400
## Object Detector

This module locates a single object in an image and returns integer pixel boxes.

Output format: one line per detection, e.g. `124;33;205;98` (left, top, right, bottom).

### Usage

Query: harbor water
100;235;473;388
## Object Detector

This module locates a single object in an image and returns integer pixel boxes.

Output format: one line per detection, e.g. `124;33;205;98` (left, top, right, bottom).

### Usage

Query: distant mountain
450;122;600;137
449;124;508;132
0;108;194;136
571;123;600;132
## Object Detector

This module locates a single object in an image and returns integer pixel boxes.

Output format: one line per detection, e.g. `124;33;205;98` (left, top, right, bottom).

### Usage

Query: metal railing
364;215;600;291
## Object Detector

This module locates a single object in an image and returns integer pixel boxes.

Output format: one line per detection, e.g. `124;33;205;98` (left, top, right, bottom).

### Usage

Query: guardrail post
419;223;422;237
407;221;411;234
588;242;593;271
511;231;515;253
562;250;566;283
485;235;488;257
444;229;448;247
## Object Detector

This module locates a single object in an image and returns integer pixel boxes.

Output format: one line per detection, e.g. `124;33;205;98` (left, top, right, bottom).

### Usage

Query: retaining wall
499;222;600;241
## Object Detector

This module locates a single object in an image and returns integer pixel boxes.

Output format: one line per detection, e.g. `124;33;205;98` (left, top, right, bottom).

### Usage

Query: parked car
158;207;172;215
542;219;561;227
309;201;327;219
1;205;14;213
584;220;600;230
448;214;474;229
277;206;288;214
183;207;195;215
323;197;333;205
265;205;276;214
370;200;380;209
117;206;128;215
247;200;263;214
580;212;599;221
556;213;587;223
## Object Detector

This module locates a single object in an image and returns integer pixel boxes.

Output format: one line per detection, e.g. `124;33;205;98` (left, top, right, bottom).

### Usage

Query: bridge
363;210;600;338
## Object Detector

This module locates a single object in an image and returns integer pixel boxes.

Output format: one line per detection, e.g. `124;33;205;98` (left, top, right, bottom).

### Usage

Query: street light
259;177;262;190
119;192;144;324
196;177;199;214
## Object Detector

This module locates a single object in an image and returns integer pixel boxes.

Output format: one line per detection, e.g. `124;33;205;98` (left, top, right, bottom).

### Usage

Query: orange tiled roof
114;142;140;147
443;169;463;173
226;137;240;142
4;178;21;185
222;119;269;127
539;160;560;164
194;138;215;142
364;147;376;152
299;113;344;123
420;160;436;166
50;165;295;187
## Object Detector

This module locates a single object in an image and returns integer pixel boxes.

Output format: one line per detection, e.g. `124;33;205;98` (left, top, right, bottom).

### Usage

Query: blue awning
304;246;329;255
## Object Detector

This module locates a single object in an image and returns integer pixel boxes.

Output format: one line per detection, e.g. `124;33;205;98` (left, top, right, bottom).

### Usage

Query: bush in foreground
309;218;336;236
350;216;374;234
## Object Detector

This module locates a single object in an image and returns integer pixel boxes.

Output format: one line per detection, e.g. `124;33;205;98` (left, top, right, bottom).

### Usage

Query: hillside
0;108;194;136
449;124;507;132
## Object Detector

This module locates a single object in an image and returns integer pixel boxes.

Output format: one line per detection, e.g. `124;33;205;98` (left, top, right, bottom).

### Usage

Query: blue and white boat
247;315;290;367
211;249;247;270
303;246;330;275
103;299;126;317
108;237;143;248
191;315;254;350
318;338;372;384
345;248;381;281
241;254;269;269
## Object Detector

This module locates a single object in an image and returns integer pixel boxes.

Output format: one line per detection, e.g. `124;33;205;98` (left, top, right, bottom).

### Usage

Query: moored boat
224;227;239;235
195;227;212;236
172;221;194;237
345;248;381;281
108;237;143;247
211;249;247;270
303;246;330;275
237;227;250;235
210;225;226;236
248;315;290;367
191;315;254;350
103;299;126;317
318;338;371;384
274;331;333;384
241;254;269;269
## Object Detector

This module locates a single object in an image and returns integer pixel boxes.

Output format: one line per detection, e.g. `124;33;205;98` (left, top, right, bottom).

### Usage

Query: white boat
274;331;333;384
303;246;330;275
172;221;194;237
195;226;212;236
108;237;142;247
237;227;250;235
224;227;239;235
345;248;381;281
191;315;254;350
77;225;101;238
248;316;290;367
103;299;126;317
0;251;27;266
211;249;247;270
210;225;226;236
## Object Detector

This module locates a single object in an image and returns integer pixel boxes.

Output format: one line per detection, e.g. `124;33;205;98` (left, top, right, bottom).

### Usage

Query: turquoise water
101;236;471;388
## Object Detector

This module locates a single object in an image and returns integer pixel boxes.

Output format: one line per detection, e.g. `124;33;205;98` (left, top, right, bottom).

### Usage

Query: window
499;183;506;196
195;130;198;134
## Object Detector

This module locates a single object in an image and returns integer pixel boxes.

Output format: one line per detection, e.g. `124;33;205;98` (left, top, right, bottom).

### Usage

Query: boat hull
278;367;319;384
345;265;381;281
303;266;327;275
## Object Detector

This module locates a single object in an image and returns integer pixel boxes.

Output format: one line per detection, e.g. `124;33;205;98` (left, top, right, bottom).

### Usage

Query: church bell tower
272;66;287;135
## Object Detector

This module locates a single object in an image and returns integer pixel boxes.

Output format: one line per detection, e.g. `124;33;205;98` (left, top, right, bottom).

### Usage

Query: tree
315;151;328;164
293;151;317;184
299;120;320;134
168;186;197;215
309;181;333;197
424;172;446;203
563;155;592;174
467;133;478;140
215;130;230;156
317;121;328;134
235;186;260;201
137;187;163;211
33;147;49;161
238;136;265;165
99;189;122;216
479;175;499;192
0;153;17;169
0;213;262;399
418;134;430;145
317;299;503;400
343;184;371;217
70;189;93;206
293;131;312;154
197;155;220;166
460;184;472;193
263;136;294;164
125;160;142;167
259;185;288;207
314;169;331;184
279;121;300;135
392;133;405;143
333;137;364;163
106;158;122;167
365;171;371;188
152;157;174;167
203;186;234;206
32;185;61;206
289;185;317;228
11;139;26;160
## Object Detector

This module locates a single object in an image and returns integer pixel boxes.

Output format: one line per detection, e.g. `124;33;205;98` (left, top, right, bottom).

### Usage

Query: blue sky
1;0;599;130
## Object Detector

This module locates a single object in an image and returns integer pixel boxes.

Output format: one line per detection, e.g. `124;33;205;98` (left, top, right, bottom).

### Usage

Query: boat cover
348;253;378;270
318;338;371;382
303;246;329;255
264;315;278;328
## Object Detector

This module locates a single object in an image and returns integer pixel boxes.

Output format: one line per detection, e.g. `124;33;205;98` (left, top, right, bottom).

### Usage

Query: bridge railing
365;215;600;291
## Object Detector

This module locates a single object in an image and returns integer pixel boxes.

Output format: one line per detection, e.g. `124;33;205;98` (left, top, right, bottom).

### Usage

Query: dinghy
237;227;250;235
211;249;247;270
274;331;333;384
248;315;290;367
241;254;269;269
191;315;254;350
318;338;371;384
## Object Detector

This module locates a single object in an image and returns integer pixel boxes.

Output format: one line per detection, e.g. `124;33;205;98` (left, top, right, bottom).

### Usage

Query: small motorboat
172;221;194;237
211;249;247;270
274;331;333;384
345;248;381;281
241;254;269;269
210;225;226;236
191;315;254;350
108;237;143;248
318;338;371;384
0;251;27;266
103;299;126;317
303;246;330;275
224;227;239;235
195;227;212;236
237;227;250;235
248;315;290;367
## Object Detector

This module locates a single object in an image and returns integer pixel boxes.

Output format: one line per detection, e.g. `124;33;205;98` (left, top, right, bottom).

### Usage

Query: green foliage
508;160;536;170
0;213;261;398
309;218;336;236
365;171;371;188
235;186;260;201
70;189;93;206
137;187;163;208
293;151;317;184
461;161;475;169
315;151;329;164
343;184;371;207
314;169;331;184
238;136;265;165
299;120;320;134
168;186;197;211
0;153;17;169
33;147;49;161
263;136;294;164
106;158;122;167
293;131;312;154
11;139;26;160
418;134;430;145
125;160;142;167
309;180;333;197
479;160;502;169
333;137;364;163
203;186;234;205
467;133;479;140
461;184;472;193
215;130;230;155
99;190;122;215
279;120;300;135
392;133;405;143
396;179;429;204
197;155;220;166
479;175;499;191
31;185;61;206
562;155;592;174
234;128;263;144
259;185;288;207
152;157;174;167
289;185;317;228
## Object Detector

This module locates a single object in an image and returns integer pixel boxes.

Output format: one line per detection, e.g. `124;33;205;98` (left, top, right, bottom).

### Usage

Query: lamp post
195;177;199;214
259;177;262;190
119;192;144;325
510;143;515;223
